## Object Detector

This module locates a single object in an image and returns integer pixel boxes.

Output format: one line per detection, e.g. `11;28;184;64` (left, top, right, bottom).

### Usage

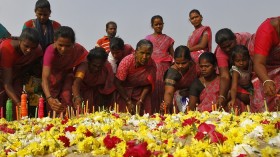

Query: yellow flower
52;148;68;157
77;137;99;153
261;146;280;157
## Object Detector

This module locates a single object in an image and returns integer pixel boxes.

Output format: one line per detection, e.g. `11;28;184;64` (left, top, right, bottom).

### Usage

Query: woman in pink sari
42;26;88;113
160;46;198;113
145;15;174;113
252;16;280;112
187;9;212;64
72;47;116;112
188;52;220;112
114;39;156;115
0;28;43;119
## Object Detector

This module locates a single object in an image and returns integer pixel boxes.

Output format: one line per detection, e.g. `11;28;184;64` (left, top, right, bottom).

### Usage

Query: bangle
263;79;275;86
218;95;226;101
72;95;82;103
46;96;52;100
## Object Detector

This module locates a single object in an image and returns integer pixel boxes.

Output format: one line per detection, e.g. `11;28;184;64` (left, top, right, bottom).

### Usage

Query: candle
21;93;28;117
212;104;215;111
85;100;88;114
117;104;119;113
264;98;268;112
0;107;3;118
6;99;13;121
247;105;250;113
126;106;129;113
135;104;138;115
35;107;38;118
92;106;95;113
16;105;19;120
235;107;238;116
77;105;80;117
53;111;56;119
114;103;117;112
60;112;63;119
48;111;50;117
173;105;176;114
214;104;217;111
38;97;44;118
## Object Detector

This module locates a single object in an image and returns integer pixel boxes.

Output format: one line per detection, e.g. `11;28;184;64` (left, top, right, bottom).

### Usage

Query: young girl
228;45;253;107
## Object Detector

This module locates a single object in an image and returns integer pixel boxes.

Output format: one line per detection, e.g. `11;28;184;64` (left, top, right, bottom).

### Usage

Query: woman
187;9;212;64
72;47;116;112
188;52;220;112
0;28;42;119
161;46;198;113
252;16;280;112
145;15;174;113
23;0;61;51
42;26;88;113
114;39;156;115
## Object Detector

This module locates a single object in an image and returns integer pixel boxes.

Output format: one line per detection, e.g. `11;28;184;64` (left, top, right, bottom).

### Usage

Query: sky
0;0;279;50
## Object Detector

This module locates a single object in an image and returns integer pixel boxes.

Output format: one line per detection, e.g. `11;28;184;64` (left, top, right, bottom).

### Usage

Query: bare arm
3;68;20;105
253;54;276;96
218;67;231;106
163;85;176;107
72;62;87;109
188;33;209;52
188;95;199;111
168;43;175;58
228;71;239;106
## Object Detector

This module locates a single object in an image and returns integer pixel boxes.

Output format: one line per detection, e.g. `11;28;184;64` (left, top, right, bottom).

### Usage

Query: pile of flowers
0;111;280;157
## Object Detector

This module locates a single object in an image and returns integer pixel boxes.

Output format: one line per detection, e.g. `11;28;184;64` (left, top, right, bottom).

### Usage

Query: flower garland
0;111;279;157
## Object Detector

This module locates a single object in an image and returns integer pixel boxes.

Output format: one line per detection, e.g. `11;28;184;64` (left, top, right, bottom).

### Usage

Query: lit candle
38;97;44;118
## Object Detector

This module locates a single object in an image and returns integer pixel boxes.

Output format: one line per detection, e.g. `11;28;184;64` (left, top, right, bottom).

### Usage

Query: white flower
231;144;259;157
268;133;280;147
245;126;263;139
240;119;254;127
65;131;76;143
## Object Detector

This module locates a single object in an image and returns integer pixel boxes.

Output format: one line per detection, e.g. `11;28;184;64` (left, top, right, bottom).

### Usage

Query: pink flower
45;124;54;131
198;122;215;133
182;117;199;127
275;121;280;130
103;134;122;150
124;142;151;157
58;135;70;147
260;119;270;124
194;131;205;141
237;154;247;157
64;126;76;132
112;113;120;118
61;118;68;125
209;131;227;144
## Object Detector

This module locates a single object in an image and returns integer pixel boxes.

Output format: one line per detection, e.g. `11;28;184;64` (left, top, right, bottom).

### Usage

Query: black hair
35;0;51;11
174;45;192;60
87;47;108;62
19;28;40;45
189;9;201;17
54;26;75;43
199;52;217;66
110;37;124;50
215;28;236;45
106;21;117;29
136;39;153;51
151;15;163;27
230;45;250;65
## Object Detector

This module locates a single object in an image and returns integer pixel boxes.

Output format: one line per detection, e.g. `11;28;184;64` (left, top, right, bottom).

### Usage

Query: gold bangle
218;95;226;101
262;79;274;86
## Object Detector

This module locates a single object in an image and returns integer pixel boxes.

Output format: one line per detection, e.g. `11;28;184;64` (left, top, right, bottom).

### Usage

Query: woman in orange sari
252;16;280;112
42;26;88;113
114;39;156;115
187;9;212;64
160;46;198;113
188;52;220;112
145;15;174;113
72;47;116;112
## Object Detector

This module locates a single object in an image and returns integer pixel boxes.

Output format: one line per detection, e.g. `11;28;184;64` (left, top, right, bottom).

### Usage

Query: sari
43;43;88;111
188;26;212;63
198;77;220;112
0;39;43;119
78;62;116;112
145;34;174;113
251;17;280;112
115;54;156;114
0;23;11;39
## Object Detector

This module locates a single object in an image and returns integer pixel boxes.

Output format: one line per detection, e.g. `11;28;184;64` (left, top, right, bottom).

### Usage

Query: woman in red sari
114;39;156;115
42;26;88;113
187;9;212;64
252;16;280;112
72;47;116;112
145;15;174;113
188;52;220;112
0;28;43;119
160;46;198;113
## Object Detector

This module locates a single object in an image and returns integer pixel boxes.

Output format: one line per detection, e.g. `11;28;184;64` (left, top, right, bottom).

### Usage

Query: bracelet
218;95;226;101
263;79;275;86
46;96;52;100
72;95;83;103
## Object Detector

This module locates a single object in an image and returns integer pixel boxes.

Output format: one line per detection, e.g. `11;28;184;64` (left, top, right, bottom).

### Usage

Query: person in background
95;21;117;53
72;47;116;112
252;16;280;112
0;28;43;119
228;45;253;111
42;26;88;113
23;0;61;52
114;39;156;115
108;37;134;73
187;9;212;64
214;28;254;108
161;46;198;113
188;52;219;112
0;23;11;39
145;15;174;113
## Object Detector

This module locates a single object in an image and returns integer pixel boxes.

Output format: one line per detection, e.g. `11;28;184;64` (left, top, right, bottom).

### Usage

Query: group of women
0;0;279;120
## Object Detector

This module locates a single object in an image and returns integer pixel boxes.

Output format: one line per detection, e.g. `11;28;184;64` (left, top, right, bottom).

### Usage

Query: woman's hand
48;97;64;112
73;96;82;110
126;99;134;114
227;99;235;109
263;81;276;96
135;100;143;114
